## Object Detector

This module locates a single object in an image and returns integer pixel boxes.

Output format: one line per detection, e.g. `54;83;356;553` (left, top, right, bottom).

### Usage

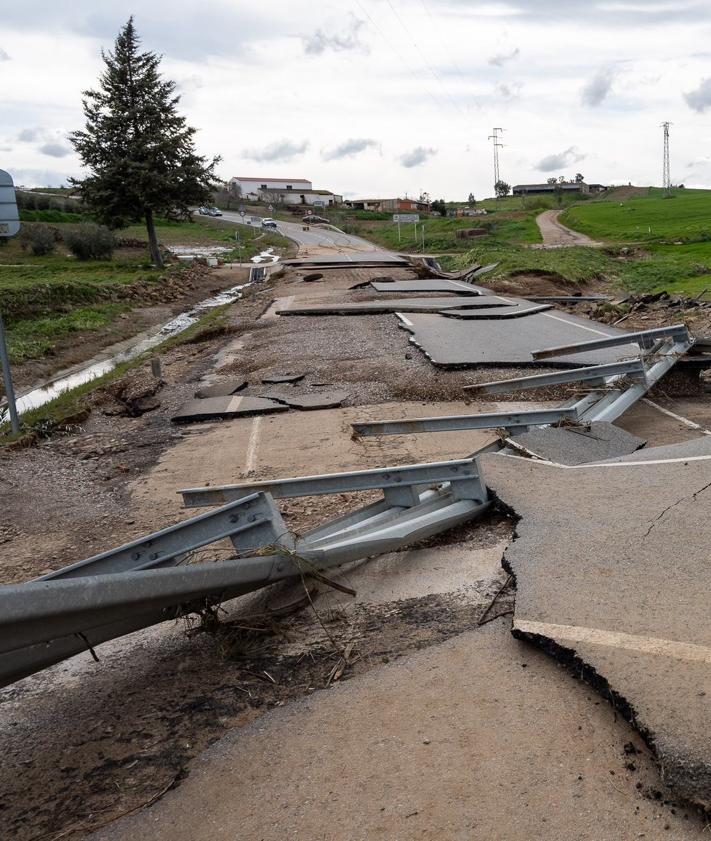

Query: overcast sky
3;0;711;199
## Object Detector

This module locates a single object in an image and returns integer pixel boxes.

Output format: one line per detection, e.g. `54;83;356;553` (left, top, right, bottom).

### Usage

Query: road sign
268;204;274;212
0;170;20;238
239;210;245;217
393;213;419;223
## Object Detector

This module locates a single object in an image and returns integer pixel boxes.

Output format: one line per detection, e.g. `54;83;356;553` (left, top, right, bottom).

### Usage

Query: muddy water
1;280;253;422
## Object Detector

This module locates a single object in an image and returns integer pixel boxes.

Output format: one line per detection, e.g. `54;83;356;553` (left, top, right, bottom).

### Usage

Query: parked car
261;218;278;229
209;207;223;216
302;215;329;224
198;206;210;215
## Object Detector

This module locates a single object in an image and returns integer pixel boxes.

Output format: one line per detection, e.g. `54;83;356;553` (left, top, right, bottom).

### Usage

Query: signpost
0;170;20;432
393;213;419;244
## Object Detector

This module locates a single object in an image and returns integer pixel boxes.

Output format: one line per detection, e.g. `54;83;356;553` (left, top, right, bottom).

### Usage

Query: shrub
20;224;56;256
64;224;115;260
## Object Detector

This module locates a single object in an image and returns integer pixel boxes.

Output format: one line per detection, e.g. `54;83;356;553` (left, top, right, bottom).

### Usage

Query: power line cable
352;0;448;114
382;0;465;114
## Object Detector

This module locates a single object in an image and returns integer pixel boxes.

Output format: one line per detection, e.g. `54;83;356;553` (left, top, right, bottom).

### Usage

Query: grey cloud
537;146;586;172
18;127;42;142
496;82;522;101
322;138;378;161
0;4;269;61
242;139;309;163
399;147;437;168
39;142;72;158
684;78;711;112
488;47;519;67
0;47;9;61
581;66;616;106
303;16;367;55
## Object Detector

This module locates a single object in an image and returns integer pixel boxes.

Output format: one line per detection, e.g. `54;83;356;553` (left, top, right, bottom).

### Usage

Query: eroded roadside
1;262;710;839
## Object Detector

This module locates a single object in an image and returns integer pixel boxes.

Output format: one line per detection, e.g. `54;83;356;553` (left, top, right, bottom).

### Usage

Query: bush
64;224;115;260
20;224;57;256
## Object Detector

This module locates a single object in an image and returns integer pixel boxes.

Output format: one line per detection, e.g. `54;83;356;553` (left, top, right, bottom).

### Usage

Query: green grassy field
342;210;542;253
560;187;711;242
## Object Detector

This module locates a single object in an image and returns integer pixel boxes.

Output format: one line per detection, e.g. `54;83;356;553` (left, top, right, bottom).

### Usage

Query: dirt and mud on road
1;261;710;840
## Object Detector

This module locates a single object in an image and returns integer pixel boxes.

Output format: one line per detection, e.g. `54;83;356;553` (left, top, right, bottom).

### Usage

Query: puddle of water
166;245;234;257
251;247;279;265
1;281;253;422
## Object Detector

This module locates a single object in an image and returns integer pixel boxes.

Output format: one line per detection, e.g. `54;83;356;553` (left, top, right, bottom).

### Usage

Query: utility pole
661;121;672;194
488;128;505;198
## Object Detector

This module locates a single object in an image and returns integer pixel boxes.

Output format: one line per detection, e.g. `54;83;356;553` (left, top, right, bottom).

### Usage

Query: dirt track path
535;209;601;248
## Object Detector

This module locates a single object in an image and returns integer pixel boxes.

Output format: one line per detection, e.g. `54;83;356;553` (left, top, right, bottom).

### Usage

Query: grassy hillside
560;187;711;242
0;216;290;363
448;239;711;298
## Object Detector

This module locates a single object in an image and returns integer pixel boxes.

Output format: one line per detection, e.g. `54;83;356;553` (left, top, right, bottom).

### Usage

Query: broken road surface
487;448;711;809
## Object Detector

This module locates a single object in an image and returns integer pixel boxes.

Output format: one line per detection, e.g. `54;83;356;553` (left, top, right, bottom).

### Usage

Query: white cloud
0;47;9;61
242;139;309;163
399;147;437;168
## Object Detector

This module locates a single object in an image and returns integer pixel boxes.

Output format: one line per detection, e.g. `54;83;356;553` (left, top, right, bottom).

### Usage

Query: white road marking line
245;416;262;474
515;620;711;665
488;296;621;340
540;310;619;338
642;398;711;436
395;312;414;328
493;451;711;469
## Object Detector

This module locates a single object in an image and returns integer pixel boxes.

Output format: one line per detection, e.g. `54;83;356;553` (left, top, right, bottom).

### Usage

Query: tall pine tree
70;18;219;267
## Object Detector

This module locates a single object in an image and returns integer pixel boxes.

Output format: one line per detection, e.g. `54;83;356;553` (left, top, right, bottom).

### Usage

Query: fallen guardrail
0;456;490;688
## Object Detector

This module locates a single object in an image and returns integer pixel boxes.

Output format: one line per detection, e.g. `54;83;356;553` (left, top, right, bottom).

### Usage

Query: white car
261;218;278;229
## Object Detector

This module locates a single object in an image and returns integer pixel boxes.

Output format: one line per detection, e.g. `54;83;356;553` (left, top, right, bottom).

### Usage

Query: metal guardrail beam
180;458;485;508
581;340;692;423
531;324;690;360
351;407;580;437
39;492;290;580
462;359;647;395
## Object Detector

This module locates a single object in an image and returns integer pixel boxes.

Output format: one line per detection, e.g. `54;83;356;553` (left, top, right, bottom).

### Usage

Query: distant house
512;182;606;197
345;197;431;212
228;177;342;207
258;188;342;207
229;177;313;198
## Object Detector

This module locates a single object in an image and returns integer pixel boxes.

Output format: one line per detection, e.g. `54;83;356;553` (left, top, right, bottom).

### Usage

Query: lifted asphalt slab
277;295;511;315
485;451;711;809
194;379;248;399
442;303;553;319
370;279;482;295
172;395;289;423
261;389;350;410
260;372;306;384
400;309;641;367
599;434;711;462
510;421;646;465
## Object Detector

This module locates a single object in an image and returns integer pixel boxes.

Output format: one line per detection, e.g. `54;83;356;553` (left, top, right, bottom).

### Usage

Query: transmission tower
661;121;672;193
488;128;505;196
